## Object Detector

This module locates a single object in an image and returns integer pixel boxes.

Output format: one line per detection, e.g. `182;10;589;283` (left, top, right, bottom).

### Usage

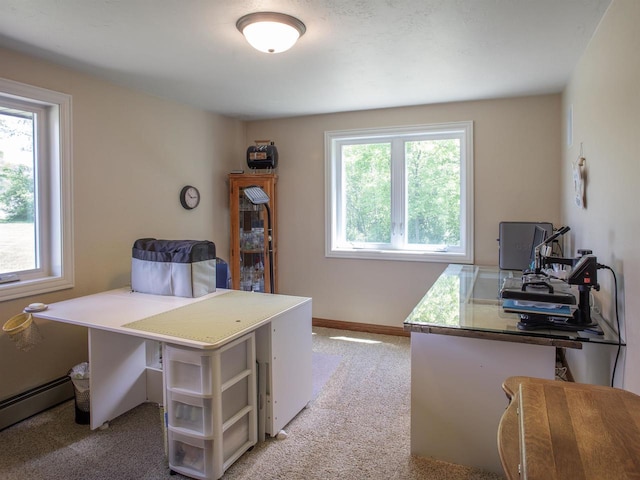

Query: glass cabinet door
229;173;277;293
238;189;266;292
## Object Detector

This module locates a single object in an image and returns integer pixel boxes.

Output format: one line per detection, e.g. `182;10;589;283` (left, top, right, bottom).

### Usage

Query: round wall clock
179;185;200;210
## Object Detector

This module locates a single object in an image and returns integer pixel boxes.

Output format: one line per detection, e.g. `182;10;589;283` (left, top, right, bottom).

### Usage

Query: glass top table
404;264;622;349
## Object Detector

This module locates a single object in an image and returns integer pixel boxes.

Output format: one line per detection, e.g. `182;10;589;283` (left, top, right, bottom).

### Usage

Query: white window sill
326;247;473;263
0;275;74;302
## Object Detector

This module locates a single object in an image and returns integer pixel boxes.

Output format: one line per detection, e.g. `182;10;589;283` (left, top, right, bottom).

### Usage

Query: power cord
597;263;622;387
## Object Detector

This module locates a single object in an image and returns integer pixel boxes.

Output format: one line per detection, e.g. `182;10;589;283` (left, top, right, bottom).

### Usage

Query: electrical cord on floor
597;263;622;387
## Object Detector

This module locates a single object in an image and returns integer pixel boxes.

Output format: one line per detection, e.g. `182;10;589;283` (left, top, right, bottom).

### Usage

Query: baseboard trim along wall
0;376;74;431
312;317;410;337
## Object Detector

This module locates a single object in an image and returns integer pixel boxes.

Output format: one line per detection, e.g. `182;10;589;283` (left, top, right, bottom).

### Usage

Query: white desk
35;287;312;438
404;265;621;475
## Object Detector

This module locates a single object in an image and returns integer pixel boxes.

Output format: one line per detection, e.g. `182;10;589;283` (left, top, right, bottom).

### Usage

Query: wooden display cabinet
228;173;277;293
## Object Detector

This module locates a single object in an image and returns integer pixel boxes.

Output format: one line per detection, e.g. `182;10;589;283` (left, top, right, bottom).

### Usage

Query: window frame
0;77;74;301
325;121;474;263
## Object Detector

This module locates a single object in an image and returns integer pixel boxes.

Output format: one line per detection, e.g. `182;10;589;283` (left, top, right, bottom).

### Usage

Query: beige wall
245;95;562;326
0;47;244;400
1;0;632;418
561;0;640;391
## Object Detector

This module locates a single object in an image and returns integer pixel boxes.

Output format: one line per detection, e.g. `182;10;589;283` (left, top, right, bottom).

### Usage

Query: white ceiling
0;0;611;120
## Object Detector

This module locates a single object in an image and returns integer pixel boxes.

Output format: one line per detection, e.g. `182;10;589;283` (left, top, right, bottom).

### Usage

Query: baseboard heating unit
0;376;73;431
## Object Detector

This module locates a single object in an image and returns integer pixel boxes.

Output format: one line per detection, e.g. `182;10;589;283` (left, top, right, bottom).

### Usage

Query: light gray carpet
311;351;342;400
0;327;503;480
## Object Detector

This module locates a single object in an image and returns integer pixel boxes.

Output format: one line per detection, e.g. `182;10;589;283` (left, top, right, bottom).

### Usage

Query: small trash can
3;312;43;352
68;362;90;425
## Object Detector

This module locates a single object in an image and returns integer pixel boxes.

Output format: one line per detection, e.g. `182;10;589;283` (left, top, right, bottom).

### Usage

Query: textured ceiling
0;0;611;120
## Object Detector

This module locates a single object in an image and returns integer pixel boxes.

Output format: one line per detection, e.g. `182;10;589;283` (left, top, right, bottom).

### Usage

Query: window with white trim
0;78;74;301
325;122;473;263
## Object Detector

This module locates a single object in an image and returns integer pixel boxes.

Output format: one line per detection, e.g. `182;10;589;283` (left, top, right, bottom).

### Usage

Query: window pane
406;139;461;246
0;110;36;274
343;143;391;243
326;122;472;263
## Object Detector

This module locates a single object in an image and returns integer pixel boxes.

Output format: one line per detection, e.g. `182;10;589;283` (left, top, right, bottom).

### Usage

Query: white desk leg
88;328;148;430
410;333;555;475
269;301;313;435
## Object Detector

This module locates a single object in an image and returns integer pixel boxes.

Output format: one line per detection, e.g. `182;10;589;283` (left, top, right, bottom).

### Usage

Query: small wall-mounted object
573;143;586;209
247;140;278;169
179;185;200;210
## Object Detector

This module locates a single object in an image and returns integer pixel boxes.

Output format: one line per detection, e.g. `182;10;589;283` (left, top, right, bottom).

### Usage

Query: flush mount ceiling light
236;12;306;54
